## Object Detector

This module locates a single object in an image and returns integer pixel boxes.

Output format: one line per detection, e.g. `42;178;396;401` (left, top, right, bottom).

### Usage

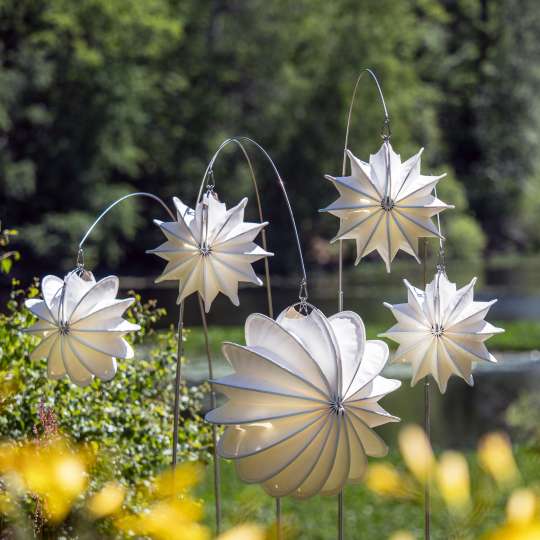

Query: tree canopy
1;0;539;276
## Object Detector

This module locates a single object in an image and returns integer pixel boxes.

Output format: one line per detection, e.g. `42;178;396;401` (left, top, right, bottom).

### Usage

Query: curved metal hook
342;68;390;176
197;136;308;302
77;192;176;262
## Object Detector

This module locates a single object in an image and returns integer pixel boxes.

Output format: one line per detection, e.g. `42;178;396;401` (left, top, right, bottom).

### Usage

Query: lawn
195;447;540;539
186;320;540;358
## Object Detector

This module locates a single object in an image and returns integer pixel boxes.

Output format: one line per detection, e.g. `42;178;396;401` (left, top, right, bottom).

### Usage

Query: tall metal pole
422;238;431;540
198;294;222;535
172;300;185;466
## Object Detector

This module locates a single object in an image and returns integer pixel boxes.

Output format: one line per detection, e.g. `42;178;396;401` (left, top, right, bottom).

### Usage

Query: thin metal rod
197;138;280;533
198;294;222;535
424;378;431;540
338;491;344;540
197;136;308;297
78;192;175;249
422;238;431;540
172;300;185;466
197;138;274;315
336;68;390;540
342;68;390;172
276;498;282;540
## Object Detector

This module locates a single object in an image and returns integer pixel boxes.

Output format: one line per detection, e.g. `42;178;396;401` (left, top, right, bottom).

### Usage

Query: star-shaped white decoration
321;142;452;271
149;193;273;312
381;272;504;393
24;272;140;387
206;305;400;499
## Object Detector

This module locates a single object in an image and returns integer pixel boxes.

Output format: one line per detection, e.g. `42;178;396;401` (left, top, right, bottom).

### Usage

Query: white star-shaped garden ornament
321;142;452;272
24;273;140;387
149;193;273;312
382;272;504;393
206;305;401;499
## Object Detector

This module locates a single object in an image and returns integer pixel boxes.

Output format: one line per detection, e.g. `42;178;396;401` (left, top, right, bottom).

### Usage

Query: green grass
187;320;540;357
196;448;540;539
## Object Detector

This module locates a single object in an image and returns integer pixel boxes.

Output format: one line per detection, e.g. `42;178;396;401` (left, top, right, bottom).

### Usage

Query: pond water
178;349;540;450
122;255;540;328
130;255;540;449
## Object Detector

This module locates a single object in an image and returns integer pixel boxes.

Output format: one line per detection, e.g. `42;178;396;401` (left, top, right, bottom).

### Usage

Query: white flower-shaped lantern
149;193;273;312
382;272;504;393
25;272;140;386
206;306;401;499
321;142;452;271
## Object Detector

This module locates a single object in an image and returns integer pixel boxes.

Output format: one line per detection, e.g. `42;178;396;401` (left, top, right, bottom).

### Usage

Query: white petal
345;415;368;482
329;311;365;397
293;418;339;499
31;332;59;362
26;298;56;325
69;276;119;323
71;333;133;359
245;313;331;395
41;275;64;309
221;342;328;400
345;340;389;400
320;415;351;496
277;306;340;394
68;338;117;381
46;336;65;379
261;414;333;497
70;298;136;327
210;198;247;243
347;375;401;402
206;385;323;424
234;413;329;484
218;410;325;459
347;408;388;457
63;339;94;387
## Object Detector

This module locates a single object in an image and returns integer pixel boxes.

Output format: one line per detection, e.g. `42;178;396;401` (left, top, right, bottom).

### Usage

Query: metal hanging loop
197;136;309;305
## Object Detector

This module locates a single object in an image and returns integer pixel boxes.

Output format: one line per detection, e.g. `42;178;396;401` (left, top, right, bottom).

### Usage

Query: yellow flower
116;499;209;540
0;439;90;523
87;482;126;519
507;489;537;526
154;461;204;498
217;524;265;540
389;532;415;540
478;432;519;487
398;425;434;483
436;451;470;511
365;463;410;499
484;489;540;539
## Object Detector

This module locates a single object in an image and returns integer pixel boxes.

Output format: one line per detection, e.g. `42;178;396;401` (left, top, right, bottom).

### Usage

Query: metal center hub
59;322;70;336
330;398;345;416
199;246;212;256
431;323;444;337
381;196;395;211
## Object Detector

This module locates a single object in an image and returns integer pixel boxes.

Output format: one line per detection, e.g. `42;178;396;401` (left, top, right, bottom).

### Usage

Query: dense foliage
1;0;539;276
0;280;214;483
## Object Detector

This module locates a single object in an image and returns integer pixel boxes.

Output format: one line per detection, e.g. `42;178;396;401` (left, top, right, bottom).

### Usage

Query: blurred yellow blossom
366;463;411;499
154;461;204;498
398;425;434;483
116;498;209;540
485;489;540;539
507;489;537;525
436;451;470;510
478;432;519;487
115;462;211;540
87;482;126;519
217;524;265;540
389;531;415;540
0;439;91;522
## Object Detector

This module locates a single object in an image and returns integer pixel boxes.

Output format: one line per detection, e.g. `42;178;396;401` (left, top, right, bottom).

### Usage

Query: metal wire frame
197;136;310;540
337;68;390;540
